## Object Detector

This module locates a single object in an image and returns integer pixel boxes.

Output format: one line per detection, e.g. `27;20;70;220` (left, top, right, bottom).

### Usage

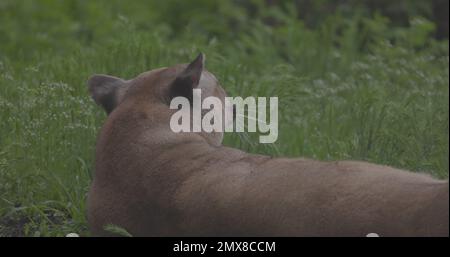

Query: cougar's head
88;53;232;146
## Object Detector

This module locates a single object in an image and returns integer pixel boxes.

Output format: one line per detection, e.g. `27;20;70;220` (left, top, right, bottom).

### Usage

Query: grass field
0;1;448;236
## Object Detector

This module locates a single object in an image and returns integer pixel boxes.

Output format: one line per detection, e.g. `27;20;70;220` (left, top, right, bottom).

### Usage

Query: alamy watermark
169;89;279;143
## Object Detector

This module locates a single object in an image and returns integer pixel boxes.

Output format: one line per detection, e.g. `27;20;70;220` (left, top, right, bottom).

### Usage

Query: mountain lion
87;54;448;236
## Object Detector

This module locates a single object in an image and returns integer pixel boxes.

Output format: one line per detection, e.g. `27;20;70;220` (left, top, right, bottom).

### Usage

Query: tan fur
87;56;449;237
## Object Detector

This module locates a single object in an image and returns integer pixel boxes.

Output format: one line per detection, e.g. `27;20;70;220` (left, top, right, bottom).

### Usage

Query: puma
87;54;449;237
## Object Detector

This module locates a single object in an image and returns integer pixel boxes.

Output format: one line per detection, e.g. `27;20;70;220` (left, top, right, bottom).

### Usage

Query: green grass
0;0;448;236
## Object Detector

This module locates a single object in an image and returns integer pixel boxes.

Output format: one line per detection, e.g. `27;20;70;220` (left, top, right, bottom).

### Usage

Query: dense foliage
0;0;448;236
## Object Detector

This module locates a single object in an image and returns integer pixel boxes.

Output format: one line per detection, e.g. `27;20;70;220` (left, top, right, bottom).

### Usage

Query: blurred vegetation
0;0;448;236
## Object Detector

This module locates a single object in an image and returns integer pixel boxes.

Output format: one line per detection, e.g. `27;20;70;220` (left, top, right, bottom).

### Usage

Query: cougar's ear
169;53;204;101
88;74;126;114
